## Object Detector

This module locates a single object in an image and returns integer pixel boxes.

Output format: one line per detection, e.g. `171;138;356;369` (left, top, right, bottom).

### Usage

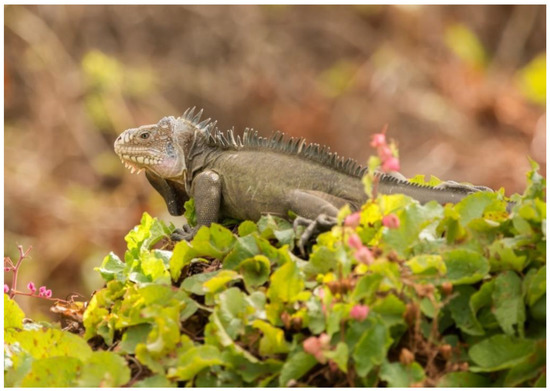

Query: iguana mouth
119;158;144;175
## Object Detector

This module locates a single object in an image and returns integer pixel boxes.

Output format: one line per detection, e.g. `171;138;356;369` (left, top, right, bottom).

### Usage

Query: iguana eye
140;132;150;140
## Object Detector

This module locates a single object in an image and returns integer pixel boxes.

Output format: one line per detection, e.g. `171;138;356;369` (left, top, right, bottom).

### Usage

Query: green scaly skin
114;108;493;247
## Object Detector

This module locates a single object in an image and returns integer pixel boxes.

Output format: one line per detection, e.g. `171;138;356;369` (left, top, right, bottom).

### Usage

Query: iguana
114;108;493;249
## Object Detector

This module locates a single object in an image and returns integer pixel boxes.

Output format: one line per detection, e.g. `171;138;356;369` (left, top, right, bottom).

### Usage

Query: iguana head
114;116;191;179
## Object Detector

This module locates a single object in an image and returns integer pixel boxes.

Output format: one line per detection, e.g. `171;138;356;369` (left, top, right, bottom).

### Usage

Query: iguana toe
294;214;338;256
170;224;197;242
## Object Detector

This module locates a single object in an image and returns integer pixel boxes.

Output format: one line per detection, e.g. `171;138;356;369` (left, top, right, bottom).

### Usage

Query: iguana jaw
114;119;187;179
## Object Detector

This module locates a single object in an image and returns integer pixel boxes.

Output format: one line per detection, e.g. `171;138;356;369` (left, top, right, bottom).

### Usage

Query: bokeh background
4;5;546;318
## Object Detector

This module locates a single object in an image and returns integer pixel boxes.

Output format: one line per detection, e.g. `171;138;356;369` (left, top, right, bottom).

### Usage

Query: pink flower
370;133;386;148
303;336;321;356
344;212;361;228
27;282;36;293
303;335;328;363
4;267;11;272
350;304;370;321
39;286;47;296
4;284;10;294
318;333;331;349
317;287;325;299
45;289;52;298
378;145;394;161
382;213;400;229
355;246;374;265
382;156;400;172
347;233;363;250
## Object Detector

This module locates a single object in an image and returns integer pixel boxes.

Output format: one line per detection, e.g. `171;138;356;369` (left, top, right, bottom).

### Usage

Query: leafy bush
4;162;545;387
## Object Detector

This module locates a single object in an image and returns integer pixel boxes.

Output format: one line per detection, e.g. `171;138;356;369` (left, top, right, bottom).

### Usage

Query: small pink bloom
382;213;400;229
303;336;321;356
27;282;36;293
382;156;400;172
344;212;361;228
318;333;331;349
4;284;10;294
317;287;325;299
355;246;374;265
370;133;386;148
378;145;394;161
45;289;52;298
350;304;370;321
4;267;11;272
39;286;47;296
347;233;363;250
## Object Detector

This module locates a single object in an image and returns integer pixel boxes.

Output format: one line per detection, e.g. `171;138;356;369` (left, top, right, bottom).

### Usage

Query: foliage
4;162;545;387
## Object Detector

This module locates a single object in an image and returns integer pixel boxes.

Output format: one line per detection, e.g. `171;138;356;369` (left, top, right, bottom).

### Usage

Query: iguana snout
114;116;187;179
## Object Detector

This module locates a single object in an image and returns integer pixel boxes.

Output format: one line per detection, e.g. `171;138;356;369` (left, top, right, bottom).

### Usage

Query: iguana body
114;109;490;242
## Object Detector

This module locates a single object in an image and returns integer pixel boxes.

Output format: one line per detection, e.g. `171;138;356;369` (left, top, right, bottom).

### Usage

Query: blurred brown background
4;5;546;318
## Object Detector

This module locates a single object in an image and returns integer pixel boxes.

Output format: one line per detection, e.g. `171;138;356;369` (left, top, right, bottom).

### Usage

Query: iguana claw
171;224;197;242
294;214;338;256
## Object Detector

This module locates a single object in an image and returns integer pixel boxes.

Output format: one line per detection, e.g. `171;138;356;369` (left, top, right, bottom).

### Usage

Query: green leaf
257;215;295;246
118;324;152;354
216;287;248;339
408;174;442;187
405;254;446;276
125;212;171;254
437;372;491;387
326;303;348;337
133;374;175;387
191;223;236;259
20;356;81;387
11;328;92;362
267;260;304;303
279;351;317;387
223;351;282;383
303;245;339;276
183;198;197;227
5;294;25;329
96;252;126;282
443;249;489;285
489;239;527;272
223;235;261;270
239;255;271;290
470;279;494;314
351;273;383;302
168;345;224;381
455;191;501;226
504;339;546;386
202;269;240;294
526;266;546;307
77;351;131;387
379;361;425;387
493;271;525;336
252;320;290;355
448;286;484;336
382;201;443;258
468;334;536;372
181;270;221;295
238;220;258;237
371;294;406;327
352;321;392;377
324;342;349;373
169;240;196;281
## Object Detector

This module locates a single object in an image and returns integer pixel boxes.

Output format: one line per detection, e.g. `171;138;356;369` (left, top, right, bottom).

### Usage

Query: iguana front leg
171;170;221;241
